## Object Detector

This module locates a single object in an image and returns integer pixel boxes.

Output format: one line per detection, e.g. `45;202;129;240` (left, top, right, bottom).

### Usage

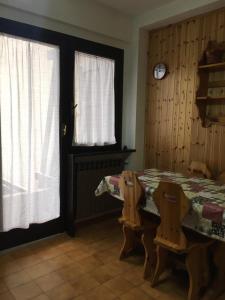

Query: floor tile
123;270;145;286
119;287;154;300
35;271;65;292
24;261;57;280
10;247;33;259
57;263;86;282
71;273;100;297
0;291;15;300
72;296;86;300
3;269;32;289
0;261;23;277
47;254;73;270
0;281;8;294
10;281;42;300
83;285;118;300
76;256;103;273
36;246;65;260
33;295;50;300
15;254;43;269
99;262;124;277
0;254;14;264
90;266;114;284
103;276;134;296
46;282;76;300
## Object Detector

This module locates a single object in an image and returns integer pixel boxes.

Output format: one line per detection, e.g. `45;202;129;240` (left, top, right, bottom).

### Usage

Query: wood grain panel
145;7;225;176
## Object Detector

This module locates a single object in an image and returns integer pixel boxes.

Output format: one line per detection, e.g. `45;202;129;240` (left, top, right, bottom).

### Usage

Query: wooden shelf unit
196;60;225;127
208;120;225;126
196;96;225;101
198;62;225;72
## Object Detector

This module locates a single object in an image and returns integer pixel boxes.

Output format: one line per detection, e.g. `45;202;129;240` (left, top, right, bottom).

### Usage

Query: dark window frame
68;40;124;154
0;17;124;249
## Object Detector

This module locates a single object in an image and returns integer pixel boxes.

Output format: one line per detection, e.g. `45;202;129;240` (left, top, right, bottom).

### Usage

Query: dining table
96;168;225;242
95;168;225;300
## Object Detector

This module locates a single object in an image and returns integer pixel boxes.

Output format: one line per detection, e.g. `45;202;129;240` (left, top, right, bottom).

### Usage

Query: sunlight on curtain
0;34;60;231
74;51;116;146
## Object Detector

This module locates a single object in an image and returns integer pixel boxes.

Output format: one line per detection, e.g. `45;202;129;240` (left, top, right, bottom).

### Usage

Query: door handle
62;124;67;136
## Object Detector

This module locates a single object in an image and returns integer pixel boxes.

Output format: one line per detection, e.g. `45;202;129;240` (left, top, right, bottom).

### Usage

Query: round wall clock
153;63;167;80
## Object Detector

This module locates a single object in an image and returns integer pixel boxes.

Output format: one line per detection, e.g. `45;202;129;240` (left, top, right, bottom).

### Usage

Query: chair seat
118;217;142;230
119;217;157;231
155;230;214;254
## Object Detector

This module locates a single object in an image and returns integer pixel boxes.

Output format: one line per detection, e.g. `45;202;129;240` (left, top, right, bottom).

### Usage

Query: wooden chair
217;171;225;184
188;161;212;179
119;170;157;278
151;181;213;300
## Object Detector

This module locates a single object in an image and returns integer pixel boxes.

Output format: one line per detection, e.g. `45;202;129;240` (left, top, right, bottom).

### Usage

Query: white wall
0;0;132;42
135;0;225;30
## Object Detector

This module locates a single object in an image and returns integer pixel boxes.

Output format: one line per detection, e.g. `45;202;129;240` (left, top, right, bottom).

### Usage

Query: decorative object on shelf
203;41;225;64
196;41;225;127
153;63;167;80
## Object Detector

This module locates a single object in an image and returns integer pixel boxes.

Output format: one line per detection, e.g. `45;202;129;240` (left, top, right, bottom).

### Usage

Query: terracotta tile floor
0;217;224;300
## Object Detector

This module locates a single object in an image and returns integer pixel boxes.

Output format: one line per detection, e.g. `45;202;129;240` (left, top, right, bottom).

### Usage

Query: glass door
0;32;64;249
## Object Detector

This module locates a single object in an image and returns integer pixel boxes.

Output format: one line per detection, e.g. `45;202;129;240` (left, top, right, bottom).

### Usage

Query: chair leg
119;224;136;260
142;230;156;279
151;245;168;287
186;247;204;300
200;247;210;288
202;243;225;300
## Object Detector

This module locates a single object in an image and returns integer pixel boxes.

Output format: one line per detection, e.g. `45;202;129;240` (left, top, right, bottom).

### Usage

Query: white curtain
74;51;116;146
0;34;60;232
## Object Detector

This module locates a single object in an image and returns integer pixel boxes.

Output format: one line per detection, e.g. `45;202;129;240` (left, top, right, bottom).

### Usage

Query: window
73;51;116;146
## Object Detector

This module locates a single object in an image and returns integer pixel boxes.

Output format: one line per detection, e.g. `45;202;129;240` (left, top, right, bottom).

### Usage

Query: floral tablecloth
95;169;225;242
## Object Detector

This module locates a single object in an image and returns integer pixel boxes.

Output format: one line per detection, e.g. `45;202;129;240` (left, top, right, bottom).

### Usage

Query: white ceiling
94;0;175;16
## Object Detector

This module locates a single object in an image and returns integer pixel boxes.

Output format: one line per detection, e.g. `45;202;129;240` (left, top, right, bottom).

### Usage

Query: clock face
153;63;167;80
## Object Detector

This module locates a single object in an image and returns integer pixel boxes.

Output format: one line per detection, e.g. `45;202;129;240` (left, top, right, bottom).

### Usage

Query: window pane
74;51;116;146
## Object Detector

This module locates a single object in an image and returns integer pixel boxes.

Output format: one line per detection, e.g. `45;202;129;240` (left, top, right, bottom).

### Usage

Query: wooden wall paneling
167;26;176;170
146;7;225;175
190;16;203;163
145;33;151;167
160;28;167;169
146;32;160;167
153;31;164;168
192;11;220;173
152;32;160;167
197;14;211;165
215;11;225;173
196;14;209;164
208;12;219;175
156;30;163;169
148;31;157;168
182;20;196;170
156;28;165;168
160;27;170;169
205;12;219;173
175;23;186;171
184;19;199;169
147;33;158;167
176;21;187;170
171;24;182;170
144;34;151;167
